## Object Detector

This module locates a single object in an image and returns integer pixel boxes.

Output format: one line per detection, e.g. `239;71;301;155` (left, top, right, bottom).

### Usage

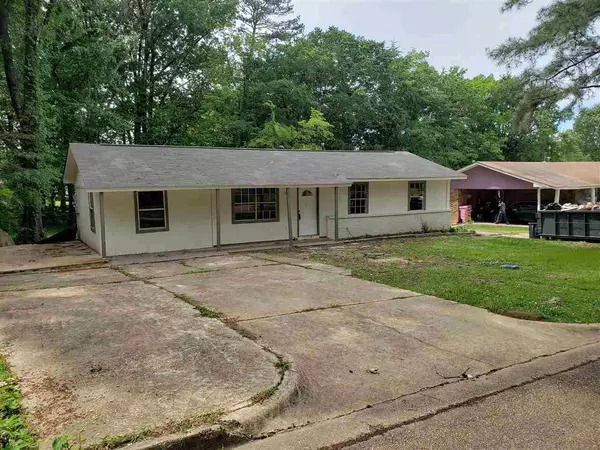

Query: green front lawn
282;235;600;323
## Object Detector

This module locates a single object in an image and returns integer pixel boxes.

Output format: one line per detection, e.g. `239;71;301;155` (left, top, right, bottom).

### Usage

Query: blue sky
294;0;549;77
294;0;588;129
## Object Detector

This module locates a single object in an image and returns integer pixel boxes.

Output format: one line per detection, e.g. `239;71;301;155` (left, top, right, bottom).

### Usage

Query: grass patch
182;269;210;275
53;410;226;450
272;235;600;323
456;224;529;235
0;355;37;450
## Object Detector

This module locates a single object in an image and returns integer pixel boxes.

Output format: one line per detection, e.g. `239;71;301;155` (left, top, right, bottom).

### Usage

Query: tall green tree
232;0;303;145
572;105;600;160
490;0;600;119
0;0;48;242
115;0;237;145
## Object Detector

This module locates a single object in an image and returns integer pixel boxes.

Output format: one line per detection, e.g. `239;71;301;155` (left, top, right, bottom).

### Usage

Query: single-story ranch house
63;144;466;256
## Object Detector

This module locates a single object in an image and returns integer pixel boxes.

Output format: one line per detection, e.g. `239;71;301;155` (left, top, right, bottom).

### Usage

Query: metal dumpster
537;210;600;241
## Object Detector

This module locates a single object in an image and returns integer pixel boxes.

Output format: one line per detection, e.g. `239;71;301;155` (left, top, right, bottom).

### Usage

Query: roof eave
80;182;353;192
350;175;467;182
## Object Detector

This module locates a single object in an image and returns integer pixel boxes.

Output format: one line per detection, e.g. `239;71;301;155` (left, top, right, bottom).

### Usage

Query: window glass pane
349;183;368;214
232;188;278;222
233;190;243;203
409;182;426;211
139;209;166;229
89;193;95;233
138;191;164;209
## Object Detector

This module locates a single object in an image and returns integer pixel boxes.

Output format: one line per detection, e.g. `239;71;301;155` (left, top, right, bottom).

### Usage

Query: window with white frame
409;181;426;211
135;191;168;232
88;192;96;233
232;188;279;223
349;183;369;215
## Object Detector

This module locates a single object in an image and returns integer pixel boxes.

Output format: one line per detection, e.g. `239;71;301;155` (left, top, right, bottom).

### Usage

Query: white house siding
324;180;451;239
80;180;451;256
217;188;298;245
319;187;335;237
75;187;102;254
102;189;213;256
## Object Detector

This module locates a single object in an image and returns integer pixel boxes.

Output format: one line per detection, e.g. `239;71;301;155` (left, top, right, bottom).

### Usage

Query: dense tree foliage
0;0;592;241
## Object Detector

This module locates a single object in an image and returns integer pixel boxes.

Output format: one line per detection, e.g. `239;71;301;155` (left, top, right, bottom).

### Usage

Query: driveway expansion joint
237;295;419;323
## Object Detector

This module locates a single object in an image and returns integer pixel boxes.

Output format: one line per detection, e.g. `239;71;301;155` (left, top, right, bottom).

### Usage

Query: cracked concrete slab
233;343;600;450
152;264;415;320
249;253;351;276
345;295;600;366
0;281;279;447
345;360;600;450
118;260;203;279
236;296;599;435
0;267;129;292
242;305;492;432
119;255;278;279
184;255;278;272
0;242;103;273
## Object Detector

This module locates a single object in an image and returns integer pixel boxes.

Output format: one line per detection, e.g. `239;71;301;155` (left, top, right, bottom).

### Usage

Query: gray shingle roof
64;144;465;189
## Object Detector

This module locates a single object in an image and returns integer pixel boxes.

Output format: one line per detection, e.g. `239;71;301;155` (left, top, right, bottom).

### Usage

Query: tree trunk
0;0;21;120
17;0;44;242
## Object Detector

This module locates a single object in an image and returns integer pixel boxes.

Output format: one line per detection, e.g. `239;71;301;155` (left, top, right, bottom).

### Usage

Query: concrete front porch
0;242;104;273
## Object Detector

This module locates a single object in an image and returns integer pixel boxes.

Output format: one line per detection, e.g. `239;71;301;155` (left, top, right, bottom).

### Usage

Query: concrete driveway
132;252;600;438
0;265;279;447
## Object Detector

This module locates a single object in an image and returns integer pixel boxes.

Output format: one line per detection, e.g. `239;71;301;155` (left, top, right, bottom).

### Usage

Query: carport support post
334;187;339;241
286;188;293;247
99;192;106;258
537;188;541;211
554;189;561;204
592;187;597;203
215;189;221;251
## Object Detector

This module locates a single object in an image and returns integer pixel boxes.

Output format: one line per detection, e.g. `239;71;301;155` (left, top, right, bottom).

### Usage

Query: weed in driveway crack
110;265;222;318
249;356;292;405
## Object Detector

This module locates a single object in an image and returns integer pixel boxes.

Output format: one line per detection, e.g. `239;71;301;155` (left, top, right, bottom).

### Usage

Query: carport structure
451;161;600;223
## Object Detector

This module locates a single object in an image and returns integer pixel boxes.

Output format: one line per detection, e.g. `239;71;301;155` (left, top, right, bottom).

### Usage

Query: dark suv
508;201;537;223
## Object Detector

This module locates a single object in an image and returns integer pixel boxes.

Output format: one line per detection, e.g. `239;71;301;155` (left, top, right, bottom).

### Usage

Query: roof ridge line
70;143;406;154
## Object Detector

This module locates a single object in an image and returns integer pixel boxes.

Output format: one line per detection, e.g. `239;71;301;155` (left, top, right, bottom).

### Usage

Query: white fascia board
82;183;352;193
348;176;467;182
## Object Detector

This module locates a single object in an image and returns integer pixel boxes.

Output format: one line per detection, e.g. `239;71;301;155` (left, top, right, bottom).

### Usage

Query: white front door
299;188;318;236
